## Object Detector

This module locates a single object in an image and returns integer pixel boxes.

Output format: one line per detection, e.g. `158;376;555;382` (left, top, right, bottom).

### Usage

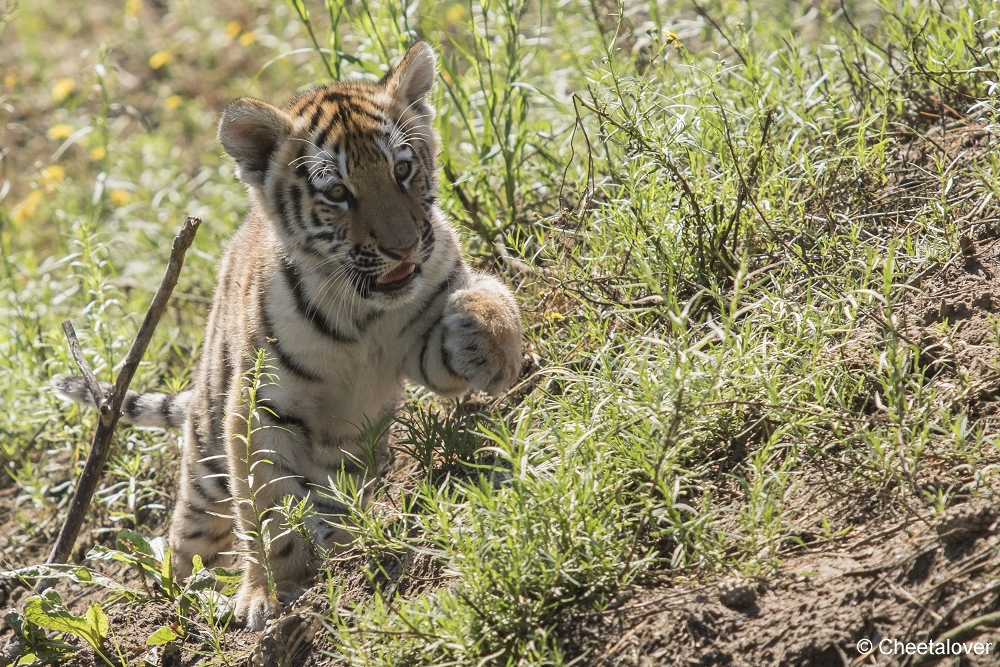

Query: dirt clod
936;503;998;545
717;577;758;610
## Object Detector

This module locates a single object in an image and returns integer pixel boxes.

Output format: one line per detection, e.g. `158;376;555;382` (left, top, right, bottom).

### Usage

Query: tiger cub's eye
394;160;412;180
326;183;349;202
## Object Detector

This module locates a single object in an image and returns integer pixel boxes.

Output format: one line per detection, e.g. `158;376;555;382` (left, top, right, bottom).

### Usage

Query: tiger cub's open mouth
375;262;416;291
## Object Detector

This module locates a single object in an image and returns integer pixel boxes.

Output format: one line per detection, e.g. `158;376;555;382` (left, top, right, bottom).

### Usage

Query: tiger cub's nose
380;241;419;261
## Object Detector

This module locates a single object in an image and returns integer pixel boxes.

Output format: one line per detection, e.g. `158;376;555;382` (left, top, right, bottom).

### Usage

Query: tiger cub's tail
52;376;190;429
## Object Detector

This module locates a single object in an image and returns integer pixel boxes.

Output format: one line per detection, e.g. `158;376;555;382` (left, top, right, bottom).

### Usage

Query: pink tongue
378;263;414;284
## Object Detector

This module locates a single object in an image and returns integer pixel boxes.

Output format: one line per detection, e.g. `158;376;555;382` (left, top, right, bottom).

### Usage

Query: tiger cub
54;42;522;630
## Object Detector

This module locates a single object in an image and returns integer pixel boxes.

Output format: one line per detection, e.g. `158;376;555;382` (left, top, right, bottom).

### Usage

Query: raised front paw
442;282;523;396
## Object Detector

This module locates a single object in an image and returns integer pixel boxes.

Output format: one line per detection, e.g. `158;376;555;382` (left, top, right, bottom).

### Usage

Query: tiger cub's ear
218;98;292;189
382;41;437;108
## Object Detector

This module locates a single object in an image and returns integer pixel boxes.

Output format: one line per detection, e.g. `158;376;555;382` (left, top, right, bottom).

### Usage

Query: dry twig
46;217;201;566
60;320;104;411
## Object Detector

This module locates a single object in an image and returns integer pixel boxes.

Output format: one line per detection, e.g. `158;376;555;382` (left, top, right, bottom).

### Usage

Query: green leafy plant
173;555;243;665
396;406;487;481
86;528;179;599
21;591;111;665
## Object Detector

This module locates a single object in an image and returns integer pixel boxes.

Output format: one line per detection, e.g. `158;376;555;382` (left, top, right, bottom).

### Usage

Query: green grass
2;0;1000;664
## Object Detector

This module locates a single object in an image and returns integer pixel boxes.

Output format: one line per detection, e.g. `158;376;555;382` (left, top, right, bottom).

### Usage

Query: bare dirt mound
564;498;1000;666
901;236;1000;420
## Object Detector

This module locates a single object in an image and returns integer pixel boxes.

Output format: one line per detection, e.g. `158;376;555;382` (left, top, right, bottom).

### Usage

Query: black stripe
281;257;358;344
147;395;170;422
320;90;354;105
183;497;217;515
346;267;373;298
189;477;215;501
298;164;315;187
274;540;296;560
288;183;303;229
271;462;307;493
183;524;232;542
337;100;385;125
400;262;461;334
206;531;233;545
294;144;312;182
308;230;344;249
194;393;217;456
280;183;297;231
338;458;367;477
351;105;387;125
199;454;228;476
307;210;324;231
311;496;349;516
307;102;327;131
198;455;231;495
264;408;312;441
315;102;385;148
315;113;340;151
122;393;140;419
261;305;324;382
440;341;462;380
418;318;446;393
273;185;292;234
188;460;227;503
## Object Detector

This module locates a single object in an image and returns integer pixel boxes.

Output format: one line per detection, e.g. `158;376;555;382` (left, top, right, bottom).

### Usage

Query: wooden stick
47;217;201;566
61;320;106;412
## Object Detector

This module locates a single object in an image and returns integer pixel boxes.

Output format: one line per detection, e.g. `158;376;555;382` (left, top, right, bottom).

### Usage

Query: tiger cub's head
218;42;441;305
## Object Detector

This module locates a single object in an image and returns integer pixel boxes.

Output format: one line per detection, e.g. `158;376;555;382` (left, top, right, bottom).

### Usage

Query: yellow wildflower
90;146;107;160
11;191;44;224
446;3;466;22
125;0;141;15
224;21;242;37
4;74;16;87
41;165;66;183
149;51;173;69
109;190;132;206
51;78;75;101
164;95;183;110
239;32;255;46
47;124;74;140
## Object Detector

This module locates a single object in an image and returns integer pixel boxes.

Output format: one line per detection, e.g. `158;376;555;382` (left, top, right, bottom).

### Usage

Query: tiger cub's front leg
225;410;323;631
440;273;523;396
